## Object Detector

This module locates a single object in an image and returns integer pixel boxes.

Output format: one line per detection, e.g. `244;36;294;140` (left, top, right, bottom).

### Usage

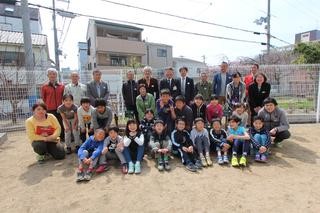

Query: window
110;56;127;66
87;38;91;55
157;48;167;57
0;51;25;66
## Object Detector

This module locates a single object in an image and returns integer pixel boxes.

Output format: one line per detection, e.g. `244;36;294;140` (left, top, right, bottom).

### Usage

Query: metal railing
0;64;319;133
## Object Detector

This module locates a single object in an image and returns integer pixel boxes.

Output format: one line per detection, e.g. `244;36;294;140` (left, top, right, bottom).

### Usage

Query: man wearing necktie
159;67;181;99
179;67;194;105
86;69;110;106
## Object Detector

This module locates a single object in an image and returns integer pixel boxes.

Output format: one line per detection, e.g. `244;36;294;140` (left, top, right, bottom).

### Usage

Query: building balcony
96;36;146;55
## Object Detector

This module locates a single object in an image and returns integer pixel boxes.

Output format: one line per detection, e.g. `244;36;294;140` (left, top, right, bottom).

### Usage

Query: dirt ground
0;124;319;213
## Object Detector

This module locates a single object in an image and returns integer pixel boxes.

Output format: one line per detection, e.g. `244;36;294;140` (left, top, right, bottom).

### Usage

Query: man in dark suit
122;70;138;120
86;69;110;106
137;66;159;100
178;66;194;105
159;67;181;100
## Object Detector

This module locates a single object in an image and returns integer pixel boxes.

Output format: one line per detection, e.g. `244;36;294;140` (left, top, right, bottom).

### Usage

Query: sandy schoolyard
0;124;319;213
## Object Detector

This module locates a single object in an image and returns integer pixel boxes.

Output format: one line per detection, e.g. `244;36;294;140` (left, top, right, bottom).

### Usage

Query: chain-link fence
0;64;319;133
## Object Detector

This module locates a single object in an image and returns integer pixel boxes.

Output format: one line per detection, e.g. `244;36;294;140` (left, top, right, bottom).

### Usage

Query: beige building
86;19;146;71
86;19;173;72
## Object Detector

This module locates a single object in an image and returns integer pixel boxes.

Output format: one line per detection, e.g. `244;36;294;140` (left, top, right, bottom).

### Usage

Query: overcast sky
29;0;320;69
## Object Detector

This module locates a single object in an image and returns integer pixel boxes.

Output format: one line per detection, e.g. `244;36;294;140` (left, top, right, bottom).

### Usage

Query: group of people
25;62;291;182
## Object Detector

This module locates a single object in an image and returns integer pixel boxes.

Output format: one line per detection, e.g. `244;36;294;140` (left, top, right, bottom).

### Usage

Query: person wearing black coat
248;73;271;123
137;66;159;100
159;67;181;99
122;71;139;120
178;66;194;105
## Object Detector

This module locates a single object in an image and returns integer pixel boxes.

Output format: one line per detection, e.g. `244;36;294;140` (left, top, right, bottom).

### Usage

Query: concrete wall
143;43;173;69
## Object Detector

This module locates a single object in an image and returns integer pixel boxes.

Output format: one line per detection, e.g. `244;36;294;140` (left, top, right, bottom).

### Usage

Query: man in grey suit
86;69;110;106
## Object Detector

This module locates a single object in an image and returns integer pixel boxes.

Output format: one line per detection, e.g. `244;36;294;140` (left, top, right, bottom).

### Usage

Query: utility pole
202;55;206;64
267;0;271;54
52;0;60;71
21;0;34;70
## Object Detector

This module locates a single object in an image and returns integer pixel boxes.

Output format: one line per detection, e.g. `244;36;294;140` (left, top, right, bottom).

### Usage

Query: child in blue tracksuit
249;116;271;162
209;118;230;165
140;109;155;154
76;129;105;182
171;118;202;172
227;115;250;167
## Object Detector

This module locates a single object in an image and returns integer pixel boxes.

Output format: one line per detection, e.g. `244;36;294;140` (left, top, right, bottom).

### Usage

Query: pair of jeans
253;133;268;155
194;136;210;156
123;145;144;163
99;149;126;165
63;118;80;147
232;139;250;155
78;150;99;168
32;141;65;159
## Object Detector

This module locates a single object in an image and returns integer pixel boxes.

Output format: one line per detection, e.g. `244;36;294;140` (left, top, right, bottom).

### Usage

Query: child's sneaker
157;159;164;171
164;161;171;171
134;161;141;174
121;164;128;174
95;164;107;173
223;155;229;164
84;169;93;181
185;163;197;172
76;171;85;182
239;156;247;166
66;147;72;155
194;160;203;169
231;156;239;167
37;154;45;164
255;153;261;162
206;155;213;166
201;157;208;167
260;154;267;163
128;162;134;174
217;156;224;165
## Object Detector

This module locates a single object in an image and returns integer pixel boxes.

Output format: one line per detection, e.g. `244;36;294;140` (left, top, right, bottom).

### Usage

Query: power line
26;2;266;45
100;0;261;34
58;0;70;44
99;0;292;45
60;18;72;47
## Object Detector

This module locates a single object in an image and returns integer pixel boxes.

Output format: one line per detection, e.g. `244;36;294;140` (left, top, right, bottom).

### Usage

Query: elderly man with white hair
41;68;65;141
137;66;159;100
64;72;87;106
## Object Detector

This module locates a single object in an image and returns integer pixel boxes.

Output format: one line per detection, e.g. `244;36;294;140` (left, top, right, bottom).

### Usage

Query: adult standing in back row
160;67;181;100
138;66;159;100
41;68;65;141
212;61;233;105
87;69;109;107
194;71;213;103
63;72;87;106
122;70;138;120
178;66;194;105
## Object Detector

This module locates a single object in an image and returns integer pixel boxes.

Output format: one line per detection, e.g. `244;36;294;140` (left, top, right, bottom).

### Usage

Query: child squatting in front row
76;129;105;182
172;118;202;172
149;120;172;171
